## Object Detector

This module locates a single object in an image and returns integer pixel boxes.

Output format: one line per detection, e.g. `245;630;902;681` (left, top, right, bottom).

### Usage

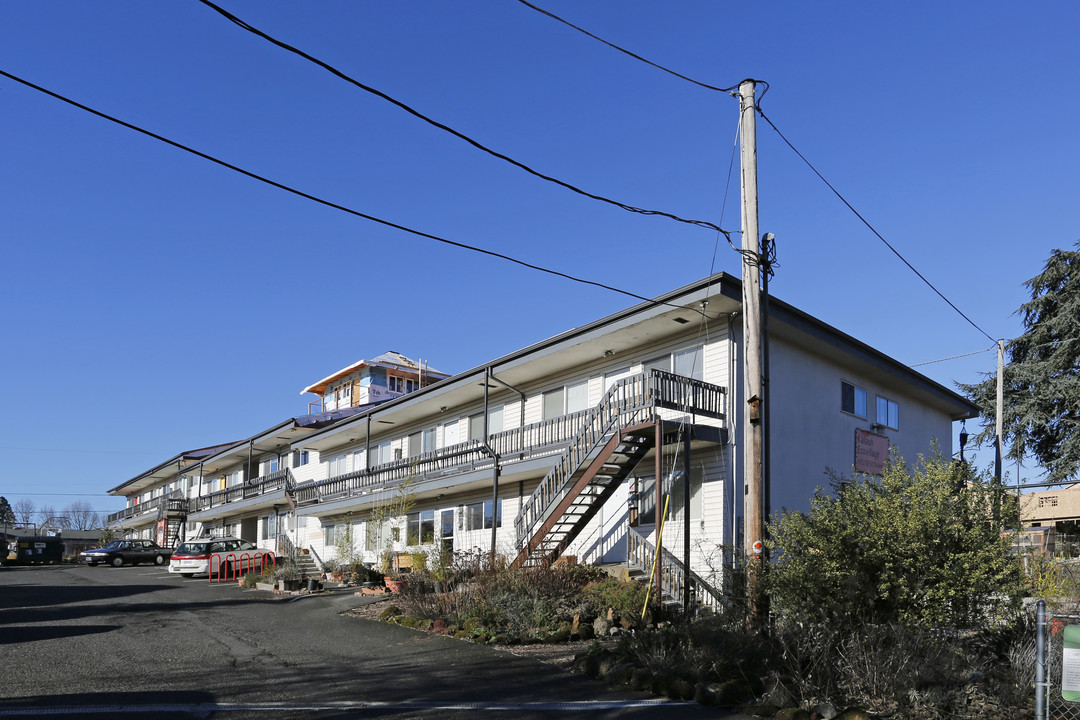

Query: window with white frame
668;467;703;521
377;442;393;465
543;380;590;419
324;523;336;546
406;510;435;545
468;405;504;441
876;396;899;430
463;499;502;531
388;375;404;393
542;388;564;420
673;346;704;381
292;449;310;468
841;381;868;419
408;432;422;457
566;380;589;414
328;454;349;477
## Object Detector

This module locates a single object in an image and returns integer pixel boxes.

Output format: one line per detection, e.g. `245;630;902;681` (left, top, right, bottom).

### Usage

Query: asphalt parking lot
0;563;742;719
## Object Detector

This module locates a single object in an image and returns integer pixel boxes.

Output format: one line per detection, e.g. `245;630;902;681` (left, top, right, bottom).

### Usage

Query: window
328;454;348;477
464;500;502;531
407;510;435;545
377;442;393;465
292;450;310;468
668;468;703;521
876;396;899;430
269;458;279;474
468;406;504;441
423;428;437;453
408;432;422;457
388;375;404;393
566;381;589;414
841;381;867;418
673;346;704;380
542;389;564;420
324;523;336;546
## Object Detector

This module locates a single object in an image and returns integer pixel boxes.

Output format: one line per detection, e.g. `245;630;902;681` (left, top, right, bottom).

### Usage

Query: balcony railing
295;370;725;507
107;489;186;525
192;468;294;514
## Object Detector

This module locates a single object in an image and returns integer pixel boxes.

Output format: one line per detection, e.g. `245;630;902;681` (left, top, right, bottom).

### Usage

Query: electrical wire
909;346;997;367
515;0;741;94
195;0;733;240
0;68;707;318
755;106;996;345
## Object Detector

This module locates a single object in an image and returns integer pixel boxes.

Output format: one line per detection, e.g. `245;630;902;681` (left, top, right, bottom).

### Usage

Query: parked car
81;539;172;567
168;537;265;578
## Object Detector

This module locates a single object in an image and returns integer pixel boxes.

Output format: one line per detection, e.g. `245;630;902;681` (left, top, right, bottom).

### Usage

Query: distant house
104;273;976;601
1020;485;1080;537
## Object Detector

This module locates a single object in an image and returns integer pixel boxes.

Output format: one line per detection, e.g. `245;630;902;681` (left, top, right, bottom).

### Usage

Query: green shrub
767;452;1022;628
583;577;651;627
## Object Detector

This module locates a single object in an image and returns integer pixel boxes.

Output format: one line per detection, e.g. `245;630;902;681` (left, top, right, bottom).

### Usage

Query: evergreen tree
959;242;1080;483
0;496;15;524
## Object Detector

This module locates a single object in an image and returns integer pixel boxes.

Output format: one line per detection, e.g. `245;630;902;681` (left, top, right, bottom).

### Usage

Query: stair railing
514;372;656;554
278;530;297;561
627;526;725;614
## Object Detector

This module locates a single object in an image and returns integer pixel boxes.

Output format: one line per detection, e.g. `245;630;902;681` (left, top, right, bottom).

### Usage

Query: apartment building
106;273;977;600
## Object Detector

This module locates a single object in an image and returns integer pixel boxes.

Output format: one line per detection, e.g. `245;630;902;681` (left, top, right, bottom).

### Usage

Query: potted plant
272;561;302;592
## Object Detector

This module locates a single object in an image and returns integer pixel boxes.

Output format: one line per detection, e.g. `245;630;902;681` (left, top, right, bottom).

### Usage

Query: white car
168;537;267;578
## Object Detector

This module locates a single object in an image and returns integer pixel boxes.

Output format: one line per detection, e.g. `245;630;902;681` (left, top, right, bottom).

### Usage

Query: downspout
485;369;527;459
483;367;500;565
365;415;371;471
481;368;527;563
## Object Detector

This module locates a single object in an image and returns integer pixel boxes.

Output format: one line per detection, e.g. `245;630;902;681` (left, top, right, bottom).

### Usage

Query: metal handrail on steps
627;526;725;613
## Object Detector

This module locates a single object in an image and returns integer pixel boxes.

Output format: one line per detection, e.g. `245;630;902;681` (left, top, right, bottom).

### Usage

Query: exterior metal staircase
511;369;727;570
510;422;657;569
156;491;187;548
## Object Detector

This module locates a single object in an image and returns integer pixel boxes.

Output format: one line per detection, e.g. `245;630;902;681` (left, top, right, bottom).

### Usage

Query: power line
508;3;995;347
0;68;705;317
196;0;733;240
756;107;997;345
910;346;997;367
515;0;740;94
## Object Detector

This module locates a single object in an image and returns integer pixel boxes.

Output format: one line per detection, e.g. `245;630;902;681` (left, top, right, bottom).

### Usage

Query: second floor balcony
293;370;726;507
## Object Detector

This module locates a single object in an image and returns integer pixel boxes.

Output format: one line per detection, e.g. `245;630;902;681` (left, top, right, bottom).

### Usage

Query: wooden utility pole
738;79;765;600
995;339;1005;483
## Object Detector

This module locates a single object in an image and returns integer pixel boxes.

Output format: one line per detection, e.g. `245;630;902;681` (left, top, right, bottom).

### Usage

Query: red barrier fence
209;550;276;583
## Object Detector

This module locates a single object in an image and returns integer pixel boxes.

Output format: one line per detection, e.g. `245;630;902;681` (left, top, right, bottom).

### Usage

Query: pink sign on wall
854;428;889;475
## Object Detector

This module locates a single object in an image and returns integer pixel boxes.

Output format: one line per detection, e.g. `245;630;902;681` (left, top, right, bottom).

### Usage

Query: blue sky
1;1;1076;520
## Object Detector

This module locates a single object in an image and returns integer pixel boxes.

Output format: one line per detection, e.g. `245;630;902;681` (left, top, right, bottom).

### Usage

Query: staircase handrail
278;531;297;561
307;544;325;571
627;526;725;613
514;371;657;550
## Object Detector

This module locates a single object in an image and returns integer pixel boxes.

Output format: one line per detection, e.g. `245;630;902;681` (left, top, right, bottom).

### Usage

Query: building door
240;517;257;543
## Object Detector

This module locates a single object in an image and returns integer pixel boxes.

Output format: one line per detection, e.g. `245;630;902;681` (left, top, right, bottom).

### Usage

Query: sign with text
1064;625;1080;701
854;429;889;475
